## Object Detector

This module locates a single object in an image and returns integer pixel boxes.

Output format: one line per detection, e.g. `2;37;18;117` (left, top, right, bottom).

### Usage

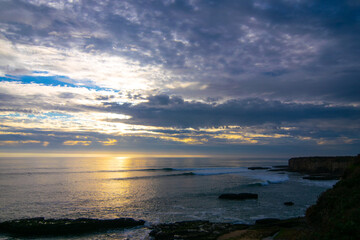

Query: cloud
0;36;167;91
0;140;44;145
0;0;359;103
0;0;359;154
0;81;122;114
63;140;92;146
99;138;117;146
103;95;360;128
0;80;359;150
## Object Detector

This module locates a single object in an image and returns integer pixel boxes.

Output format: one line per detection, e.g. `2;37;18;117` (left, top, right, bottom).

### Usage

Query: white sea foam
0;156;334;239
109;167;291;185
299;179;338;188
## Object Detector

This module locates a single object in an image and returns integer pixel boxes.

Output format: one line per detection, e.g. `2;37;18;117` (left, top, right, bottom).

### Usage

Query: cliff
150;155;360;240
305;157;360;240
288;155;358;175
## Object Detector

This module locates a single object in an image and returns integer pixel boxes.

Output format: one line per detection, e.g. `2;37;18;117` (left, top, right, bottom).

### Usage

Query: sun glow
0;152;210;158
0;37;168;91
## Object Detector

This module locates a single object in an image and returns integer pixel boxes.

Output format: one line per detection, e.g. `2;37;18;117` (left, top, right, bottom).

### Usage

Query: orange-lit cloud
157;136;207;144
0;140;43;145
213;134;258;144
0;131;33;136
63;140;92;146
99;138;117;146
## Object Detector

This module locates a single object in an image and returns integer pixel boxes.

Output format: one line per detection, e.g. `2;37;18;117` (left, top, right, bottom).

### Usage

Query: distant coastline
288;155;358;174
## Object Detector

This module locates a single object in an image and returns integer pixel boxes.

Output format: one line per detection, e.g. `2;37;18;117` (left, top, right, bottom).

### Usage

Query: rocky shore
1;155;358;239
149;217;307;240
150;154;360;240
0;217;145;237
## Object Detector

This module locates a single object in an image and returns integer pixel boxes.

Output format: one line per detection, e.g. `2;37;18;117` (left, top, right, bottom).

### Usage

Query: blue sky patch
1;74;112;91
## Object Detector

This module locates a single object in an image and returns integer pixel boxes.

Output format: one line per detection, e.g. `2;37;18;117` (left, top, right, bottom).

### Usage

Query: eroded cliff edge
303;155;360;240
288;155;359;175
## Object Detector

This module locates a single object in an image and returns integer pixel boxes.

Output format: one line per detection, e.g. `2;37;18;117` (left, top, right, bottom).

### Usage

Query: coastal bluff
150;156;360;239
288;155;359;174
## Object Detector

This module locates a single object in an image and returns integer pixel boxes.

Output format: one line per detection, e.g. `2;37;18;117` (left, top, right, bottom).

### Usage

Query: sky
0;0;359;157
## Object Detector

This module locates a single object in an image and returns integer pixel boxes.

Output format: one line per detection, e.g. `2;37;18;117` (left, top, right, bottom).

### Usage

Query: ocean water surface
0;156;337;239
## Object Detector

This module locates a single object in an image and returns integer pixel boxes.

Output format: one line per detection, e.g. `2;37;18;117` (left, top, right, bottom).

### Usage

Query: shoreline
1;155;358;239
149;217;308;240
150;154;360;240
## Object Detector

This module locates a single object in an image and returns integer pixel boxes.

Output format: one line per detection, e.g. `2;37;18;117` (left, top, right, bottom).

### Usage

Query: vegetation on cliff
305;157;360;240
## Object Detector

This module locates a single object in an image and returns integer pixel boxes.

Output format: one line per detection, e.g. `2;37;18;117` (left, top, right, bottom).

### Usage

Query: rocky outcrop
284;201;294;206
288;155;358;175
219;193;258;200
255;218;281;225
0;217;145;236
149;218;306;240
149;155;360;240
305;158;360;239
149;220;248;240
248;167;270;170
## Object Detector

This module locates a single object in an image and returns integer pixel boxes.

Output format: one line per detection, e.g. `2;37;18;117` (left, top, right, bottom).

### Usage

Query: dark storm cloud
102;95;360;128
1;0;359;103
205;68;360;103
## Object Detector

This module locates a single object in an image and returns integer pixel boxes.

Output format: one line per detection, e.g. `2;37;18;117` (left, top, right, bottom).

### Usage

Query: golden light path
0;152;211;158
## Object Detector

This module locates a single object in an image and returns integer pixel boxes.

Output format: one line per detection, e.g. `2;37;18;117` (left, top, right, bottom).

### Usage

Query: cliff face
288;156;358;174
305;158;360;240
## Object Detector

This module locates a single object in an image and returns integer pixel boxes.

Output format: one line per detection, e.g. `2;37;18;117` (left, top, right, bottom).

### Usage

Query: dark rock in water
268;168;289;172
0;217;145;236
219;193;258;200
284;201;294;206
272;165;289;168
255;218;281;225
149;220;248;240
248;167;270;170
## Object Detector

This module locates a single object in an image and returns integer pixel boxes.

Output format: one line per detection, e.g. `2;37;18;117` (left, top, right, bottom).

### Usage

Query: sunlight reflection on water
0;156;332;227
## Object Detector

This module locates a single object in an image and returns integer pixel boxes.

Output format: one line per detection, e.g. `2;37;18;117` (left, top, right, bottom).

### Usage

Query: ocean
0;156;337;239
